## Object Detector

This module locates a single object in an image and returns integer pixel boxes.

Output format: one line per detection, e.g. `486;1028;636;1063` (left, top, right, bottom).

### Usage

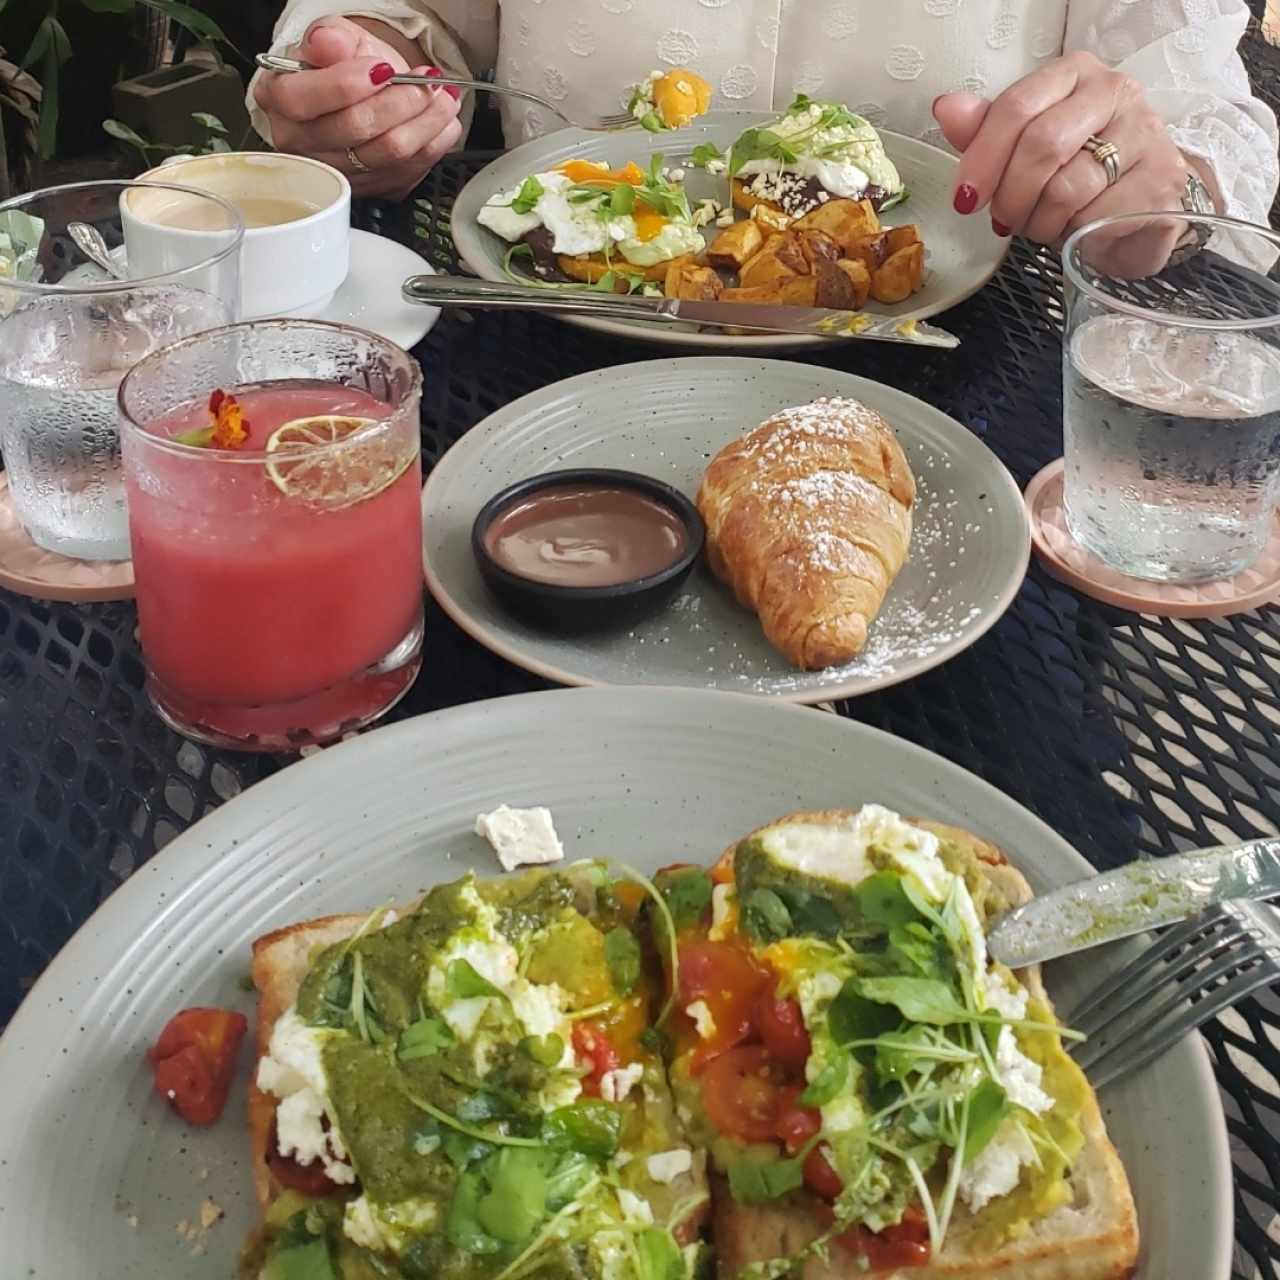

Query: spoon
68;221;127;281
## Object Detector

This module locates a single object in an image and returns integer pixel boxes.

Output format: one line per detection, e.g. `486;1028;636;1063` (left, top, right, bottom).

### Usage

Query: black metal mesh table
5;27;1280;1277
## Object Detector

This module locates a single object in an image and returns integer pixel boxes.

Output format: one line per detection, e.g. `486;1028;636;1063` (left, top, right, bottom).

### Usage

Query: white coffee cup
124;152;351;319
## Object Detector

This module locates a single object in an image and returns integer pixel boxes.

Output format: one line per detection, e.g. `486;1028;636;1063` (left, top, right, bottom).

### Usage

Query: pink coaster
0;475;135;602
1024;459;1280;619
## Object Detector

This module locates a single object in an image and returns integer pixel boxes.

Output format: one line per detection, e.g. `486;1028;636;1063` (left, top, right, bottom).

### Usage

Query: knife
986;836;1280;967
401;275;960;347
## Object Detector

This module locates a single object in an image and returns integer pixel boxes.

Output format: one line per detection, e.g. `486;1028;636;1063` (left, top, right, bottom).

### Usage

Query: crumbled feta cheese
617;1188;654;1225
668;166;687;181
705;158;727;176
647;1148;694;1184
198;1200;222;1229
709;883;736;940
475;804;565;872
613;1150;634;1169
686;999;716;1039
996;1027;1054;1114
600;1061;644;1103
344;1195;386;1250
649;69;662;80
983;971;1029;1021
714;210;735;227
344;1195;439;1255
959;1117;1038;1213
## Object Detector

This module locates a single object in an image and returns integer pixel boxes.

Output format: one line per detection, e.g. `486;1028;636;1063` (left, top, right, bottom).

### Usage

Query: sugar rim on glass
0;177;246;296
116;317;423;465
1061;209;1280;333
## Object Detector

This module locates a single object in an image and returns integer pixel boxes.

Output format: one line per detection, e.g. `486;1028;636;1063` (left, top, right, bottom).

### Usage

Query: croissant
696;397;915;670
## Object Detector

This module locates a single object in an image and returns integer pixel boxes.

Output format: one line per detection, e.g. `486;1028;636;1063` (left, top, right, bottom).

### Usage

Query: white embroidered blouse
249;0;1279;227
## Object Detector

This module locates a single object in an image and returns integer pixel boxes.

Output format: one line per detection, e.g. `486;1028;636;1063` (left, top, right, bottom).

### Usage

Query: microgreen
660;868;713;931
742;887;791;942
401;1087;543;1149
398;1015;454;1062
541;1100;623;1157
603;925;641;996
510;175;544;215
518;1032;565;1067
726;1150;808;1204
798;1053;849;1107
447;958;505;1001
690;142;724;168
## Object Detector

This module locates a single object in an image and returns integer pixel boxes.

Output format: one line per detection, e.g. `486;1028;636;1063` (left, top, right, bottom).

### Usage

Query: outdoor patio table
4;26;1280;1270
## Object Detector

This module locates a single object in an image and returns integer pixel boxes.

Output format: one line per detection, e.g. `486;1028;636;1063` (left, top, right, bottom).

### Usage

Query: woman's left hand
934;51;1197;260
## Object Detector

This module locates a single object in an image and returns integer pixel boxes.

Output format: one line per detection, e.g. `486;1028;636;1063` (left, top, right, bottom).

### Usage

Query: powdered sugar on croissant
696;397;914;670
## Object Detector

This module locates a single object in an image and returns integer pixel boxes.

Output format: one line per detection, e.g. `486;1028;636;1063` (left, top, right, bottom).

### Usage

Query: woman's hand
934;52;1204;275
254;16;462;199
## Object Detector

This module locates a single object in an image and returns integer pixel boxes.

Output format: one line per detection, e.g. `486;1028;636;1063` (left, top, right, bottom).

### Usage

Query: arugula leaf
690;142;724;168
873;1023;944;1082
647;152;665;187
726;1152;806;1204
519;1032;565;1067
963;1080;1009;1160
510;175;545;215
447;958;505;1001
442;1130;494;1169
545;1150;596;1210
661;868;713;931
542;1101;622;1157
728;127;798;178
828;977;901;1050
604;925;641;996
636;1227;686;1280
446;1169;504;1254
640;111;665;133
398;1016;454;1062
608;182;636;215
742;887;792;943
782;889;841;939
477;1148;549;1244
878;187;910;212
855;976;966;1025
853;871;923;928
799;1052;849;1107
886;922;948;979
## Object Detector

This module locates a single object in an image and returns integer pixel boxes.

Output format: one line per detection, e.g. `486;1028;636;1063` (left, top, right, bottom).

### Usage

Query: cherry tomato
803;1144;844;1200
266;1117;347;1196
754;985;812;1073
147;1007;247;1126
572;1021;622;1096
773;1087;822;1155
677;941;770;1070
701;1045;789;1143
817;1203;931;1269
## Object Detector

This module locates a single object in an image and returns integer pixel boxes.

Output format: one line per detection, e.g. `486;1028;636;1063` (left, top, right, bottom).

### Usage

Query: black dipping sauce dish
471;468;705;632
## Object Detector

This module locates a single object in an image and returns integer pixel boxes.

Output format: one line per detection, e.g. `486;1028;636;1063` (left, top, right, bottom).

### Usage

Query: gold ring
346;146;370;175
1083;134;1121;187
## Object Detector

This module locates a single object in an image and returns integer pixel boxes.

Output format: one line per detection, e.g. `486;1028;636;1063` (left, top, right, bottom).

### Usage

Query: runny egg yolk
632;207;668;241
555;159;646;186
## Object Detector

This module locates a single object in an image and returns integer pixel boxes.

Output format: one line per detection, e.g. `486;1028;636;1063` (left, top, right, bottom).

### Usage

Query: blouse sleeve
1063;0;1278;228
245;0;499;146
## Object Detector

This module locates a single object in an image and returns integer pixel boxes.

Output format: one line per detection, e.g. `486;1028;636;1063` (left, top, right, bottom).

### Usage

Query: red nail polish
424;66;442;78
954;183;978;215
369;62;395;85
992;219;1011;237
444;84;461;101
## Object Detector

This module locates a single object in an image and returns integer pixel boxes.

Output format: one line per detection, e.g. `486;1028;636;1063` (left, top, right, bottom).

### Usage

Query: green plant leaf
518;1032;564;1067
207;136;231;153
963;1080;1009;1160
191;111;227;132
141;0;231;47
853;872;922;928
398;1016;454;1062
477;1148;549;1244
608;181;636;215
447;958;505;1001
636;1227;686;1280
603;926;641;997
446;1168;505;1255
541;1100;622;1158
35;41;59;159
103;118;151;149
828;977;901;1050
21;19;54;72
742;888;791;943
690;142;723;168
855;976;966;1026
545;1150;594;1210
660;868;712;931
726;1152;806;1204
81;0;136;12
886;922;947;979
799;1052;849;1107
510;174;544;215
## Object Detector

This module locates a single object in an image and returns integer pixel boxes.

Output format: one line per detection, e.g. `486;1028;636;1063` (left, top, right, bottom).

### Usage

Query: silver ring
1083;134;1121;187
346;146;370;175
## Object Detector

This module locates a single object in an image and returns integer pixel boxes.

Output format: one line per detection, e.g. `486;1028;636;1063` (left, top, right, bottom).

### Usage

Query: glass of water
1061;212;1280;584
0;180;243;562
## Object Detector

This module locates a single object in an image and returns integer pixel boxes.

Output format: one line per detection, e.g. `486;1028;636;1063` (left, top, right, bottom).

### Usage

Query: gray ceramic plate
0;688;1230;1278
450;112;1008;349
421;357;1030;701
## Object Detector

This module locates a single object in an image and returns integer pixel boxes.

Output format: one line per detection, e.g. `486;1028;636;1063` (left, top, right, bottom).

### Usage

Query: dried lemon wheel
265;414;415;509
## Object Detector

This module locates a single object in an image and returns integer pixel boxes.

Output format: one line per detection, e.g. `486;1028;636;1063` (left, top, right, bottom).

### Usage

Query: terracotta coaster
0;476;135;602
1024;458;1280;619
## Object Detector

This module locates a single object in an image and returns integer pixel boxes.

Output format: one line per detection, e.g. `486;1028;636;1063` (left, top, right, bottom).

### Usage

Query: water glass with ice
1061;212;1280;584
0;180;242;562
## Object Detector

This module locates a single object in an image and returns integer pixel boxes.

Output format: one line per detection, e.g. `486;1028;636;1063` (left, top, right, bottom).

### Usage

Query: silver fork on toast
255;54;640;132
1064;899;1280;1088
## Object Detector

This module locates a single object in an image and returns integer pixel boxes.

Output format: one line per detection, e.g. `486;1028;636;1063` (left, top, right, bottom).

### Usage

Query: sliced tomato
802;1144;844;1200
701;1044;790;1143
754;985;811;1073
572;1021;621;1097
837;1204;931;1269
677;940;770;1070
266;1116;348;1196
774;1087;822;1155
147;1007;247;1126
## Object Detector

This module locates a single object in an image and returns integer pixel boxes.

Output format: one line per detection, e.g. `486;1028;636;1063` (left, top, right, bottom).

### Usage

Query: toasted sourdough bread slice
709;812;1140;1280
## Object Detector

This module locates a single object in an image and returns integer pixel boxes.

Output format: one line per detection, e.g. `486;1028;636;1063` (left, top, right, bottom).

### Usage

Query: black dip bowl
471;468;705;633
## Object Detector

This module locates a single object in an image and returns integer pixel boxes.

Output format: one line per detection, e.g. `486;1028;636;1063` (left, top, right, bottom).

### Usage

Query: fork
255;54;640;132
1063;898;1280;1089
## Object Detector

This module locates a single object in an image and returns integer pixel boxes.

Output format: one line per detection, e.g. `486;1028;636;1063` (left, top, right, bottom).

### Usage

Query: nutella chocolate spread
484;485;687;587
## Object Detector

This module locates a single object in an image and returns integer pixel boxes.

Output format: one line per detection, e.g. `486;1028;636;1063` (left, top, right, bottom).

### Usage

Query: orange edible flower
207;389;250;450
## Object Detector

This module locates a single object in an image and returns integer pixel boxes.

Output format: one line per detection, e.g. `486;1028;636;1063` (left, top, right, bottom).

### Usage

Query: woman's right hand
254;17;462;199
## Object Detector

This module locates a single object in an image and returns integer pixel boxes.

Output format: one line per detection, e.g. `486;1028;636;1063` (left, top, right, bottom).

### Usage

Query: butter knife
987;837;1280;967
401;275;960;347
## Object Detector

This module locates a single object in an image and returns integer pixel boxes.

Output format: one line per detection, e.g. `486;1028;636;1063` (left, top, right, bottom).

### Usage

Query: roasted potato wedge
870;242;926;304
836;258;872;310
738;232;809;289
720;273;818;307
664;261;723;301
842;232;890;273
885;224;921;255
798;229;841;270
792;198;880;252
706;219;765;269
813;260;859;309
557;252;694;286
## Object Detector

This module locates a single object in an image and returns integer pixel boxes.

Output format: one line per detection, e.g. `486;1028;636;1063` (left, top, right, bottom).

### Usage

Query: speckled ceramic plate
421;357;1030;701
450;112;1008;349
0;687;1231;1278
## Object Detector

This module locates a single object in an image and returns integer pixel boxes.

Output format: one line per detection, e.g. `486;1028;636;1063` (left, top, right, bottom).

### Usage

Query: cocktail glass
119;319;425;750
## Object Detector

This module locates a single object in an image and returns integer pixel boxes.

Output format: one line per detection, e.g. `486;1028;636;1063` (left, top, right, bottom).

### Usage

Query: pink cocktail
119;320;424;749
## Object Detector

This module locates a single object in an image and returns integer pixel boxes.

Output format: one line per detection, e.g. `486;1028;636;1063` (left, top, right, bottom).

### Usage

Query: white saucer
293;227;439;349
